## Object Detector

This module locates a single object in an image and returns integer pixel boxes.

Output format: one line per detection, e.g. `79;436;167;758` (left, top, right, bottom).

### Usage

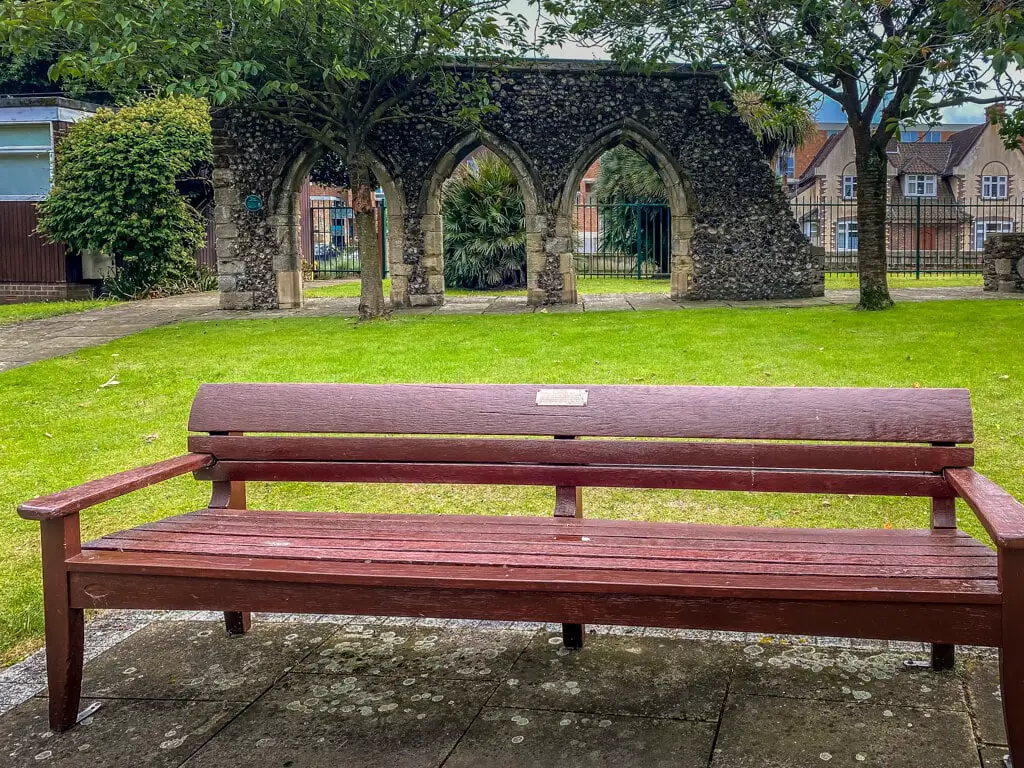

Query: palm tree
442;156;527;290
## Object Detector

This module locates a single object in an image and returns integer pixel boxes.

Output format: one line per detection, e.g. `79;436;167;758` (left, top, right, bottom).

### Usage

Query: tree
442;156;527;289
1;0;529;318
554;0;1024;309
38;95;213;298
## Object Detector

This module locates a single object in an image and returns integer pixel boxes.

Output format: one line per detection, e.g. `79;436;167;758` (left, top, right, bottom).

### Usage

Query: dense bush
38;95;213;299
442;157;527;290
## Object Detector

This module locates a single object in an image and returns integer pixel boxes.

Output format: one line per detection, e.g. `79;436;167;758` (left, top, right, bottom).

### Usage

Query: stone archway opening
249;144;406;309
557;122;695;300
419;132;547;306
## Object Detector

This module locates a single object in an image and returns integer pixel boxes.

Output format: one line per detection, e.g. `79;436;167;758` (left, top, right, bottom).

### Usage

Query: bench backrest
187;384;974;499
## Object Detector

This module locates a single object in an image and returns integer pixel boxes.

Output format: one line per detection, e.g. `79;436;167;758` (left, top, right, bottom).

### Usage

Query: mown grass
0;299;116;327
2;300;1022;665
305;274;981;299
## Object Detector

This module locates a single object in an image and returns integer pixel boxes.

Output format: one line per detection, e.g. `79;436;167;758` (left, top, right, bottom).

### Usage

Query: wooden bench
17;383;1024;762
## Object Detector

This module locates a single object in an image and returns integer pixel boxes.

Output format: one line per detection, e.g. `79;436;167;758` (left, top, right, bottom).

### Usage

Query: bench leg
224;612;251;636
562;623;585;650
1002;645;1023;768
930;643;955;671
41;518;84;732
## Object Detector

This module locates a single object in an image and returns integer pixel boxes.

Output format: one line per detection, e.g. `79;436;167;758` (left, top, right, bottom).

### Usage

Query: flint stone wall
983;233;1024;293
213;61;823;309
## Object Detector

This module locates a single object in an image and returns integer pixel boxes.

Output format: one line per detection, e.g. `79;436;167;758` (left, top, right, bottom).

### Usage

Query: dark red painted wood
66;549;1000;603
999;549;1024;765
187;384;975;443
0;201;67;283
187;435;974;473
947;468;1024;549
41;516;84;731
18;454;214;520
196;460;954;498
65;572;1003;647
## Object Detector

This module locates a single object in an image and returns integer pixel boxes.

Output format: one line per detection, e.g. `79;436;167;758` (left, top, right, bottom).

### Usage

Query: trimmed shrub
38;95;213;298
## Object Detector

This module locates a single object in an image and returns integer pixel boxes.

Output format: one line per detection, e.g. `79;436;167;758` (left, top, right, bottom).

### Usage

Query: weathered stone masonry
983;233;1024;293
212;61;824;310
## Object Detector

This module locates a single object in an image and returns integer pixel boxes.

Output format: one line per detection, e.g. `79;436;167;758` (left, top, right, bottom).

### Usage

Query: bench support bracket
554;435;585;649
41;516;84;732
211;432;252;637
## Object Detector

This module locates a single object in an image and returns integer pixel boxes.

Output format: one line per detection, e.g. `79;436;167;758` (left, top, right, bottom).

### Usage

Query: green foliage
0;0;532;317
38;96;213;298
442;156;527;290
591;146;670;274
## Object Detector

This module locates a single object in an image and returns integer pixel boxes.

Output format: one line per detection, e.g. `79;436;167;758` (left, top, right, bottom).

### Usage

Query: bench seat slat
98;529;997;569
80;535;996;580
67;549;1000;604
136;517;994;557
184;509;988;546
197;461;955;497
187;435;975;473
187;384;975;443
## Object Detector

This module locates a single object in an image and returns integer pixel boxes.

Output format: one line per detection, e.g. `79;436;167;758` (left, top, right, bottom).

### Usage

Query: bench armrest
18;453;214;521
945;467;1024;549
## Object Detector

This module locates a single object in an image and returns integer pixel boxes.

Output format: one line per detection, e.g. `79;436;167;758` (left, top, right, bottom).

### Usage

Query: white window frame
836;219;858;251
981;175;1008;200
904;174;937;198
975;220;1014;251
842;176;856;200
0;121;54;201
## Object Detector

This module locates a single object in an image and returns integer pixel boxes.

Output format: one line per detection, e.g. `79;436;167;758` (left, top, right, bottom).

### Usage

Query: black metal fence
308;200;387;279
790;196;1022;276
572;199;671;279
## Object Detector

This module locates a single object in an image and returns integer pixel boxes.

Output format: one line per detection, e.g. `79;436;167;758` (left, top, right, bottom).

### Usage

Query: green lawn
305;274;981;299
2;300;1023;665
0;299;115;327
824;274;982;290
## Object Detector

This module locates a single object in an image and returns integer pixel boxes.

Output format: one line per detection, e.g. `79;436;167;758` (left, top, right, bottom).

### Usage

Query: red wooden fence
0;202;67;283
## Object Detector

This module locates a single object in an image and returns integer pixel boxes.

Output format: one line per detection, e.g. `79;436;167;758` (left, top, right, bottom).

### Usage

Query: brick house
787;117;1024;266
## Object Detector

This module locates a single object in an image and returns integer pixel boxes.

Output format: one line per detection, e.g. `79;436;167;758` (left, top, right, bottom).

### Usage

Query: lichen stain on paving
300;626;528;680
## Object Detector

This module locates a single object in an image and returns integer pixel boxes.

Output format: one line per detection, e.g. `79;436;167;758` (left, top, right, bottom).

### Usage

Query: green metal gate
573;199;671;279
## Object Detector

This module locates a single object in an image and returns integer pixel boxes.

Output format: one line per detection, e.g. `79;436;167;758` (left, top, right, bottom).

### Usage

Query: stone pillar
670;215;694;300
411;212;445;307
983;233;1024;293
535;212;575;306
211;163;252;310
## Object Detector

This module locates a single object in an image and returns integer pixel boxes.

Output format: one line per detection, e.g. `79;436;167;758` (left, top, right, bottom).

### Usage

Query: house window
777;151;795;179
982;175;1008;199
0;123;53;200
904;174;937;197
802;219;819;244
975;220;1014;250
922;131;941;143
842;176;857;200
836;220;858;251
900;131;918;142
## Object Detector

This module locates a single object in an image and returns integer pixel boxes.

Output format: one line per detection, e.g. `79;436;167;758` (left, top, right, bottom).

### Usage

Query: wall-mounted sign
244;194;263;212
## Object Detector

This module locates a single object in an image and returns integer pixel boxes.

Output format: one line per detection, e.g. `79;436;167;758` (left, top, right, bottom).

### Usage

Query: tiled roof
888;143;952;175
945;123;987;171
797;128;846;183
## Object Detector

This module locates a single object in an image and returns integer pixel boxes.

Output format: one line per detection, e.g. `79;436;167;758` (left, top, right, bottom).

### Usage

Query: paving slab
711;694;979;768
962;657;1007;745
297;626;532;681
79;621;335;702
0;696;241;768
444;706;716;768
980;746;1013;767
490;632;736;721
731;645;967;710
181;672;492;768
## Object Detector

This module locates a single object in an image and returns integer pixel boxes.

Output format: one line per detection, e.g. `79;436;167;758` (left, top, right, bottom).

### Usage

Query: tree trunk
351;161;386;319
853;136;894;310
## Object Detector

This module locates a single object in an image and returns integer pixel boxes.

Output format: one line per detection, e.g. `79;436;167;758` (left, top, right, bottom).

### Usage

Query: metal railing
308;200;387;279
790;196;1023;276
572;199;671;279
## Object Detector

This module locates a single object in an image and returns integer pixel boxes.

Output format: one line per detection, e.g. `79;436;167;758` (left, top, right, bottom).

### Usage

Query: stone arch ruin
211;61;824;309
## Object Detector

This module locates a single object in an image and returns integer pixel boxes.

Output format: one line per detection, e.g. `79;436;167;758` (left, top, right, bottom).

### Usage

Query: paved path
0;613;1008;767
1;286;1021;372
